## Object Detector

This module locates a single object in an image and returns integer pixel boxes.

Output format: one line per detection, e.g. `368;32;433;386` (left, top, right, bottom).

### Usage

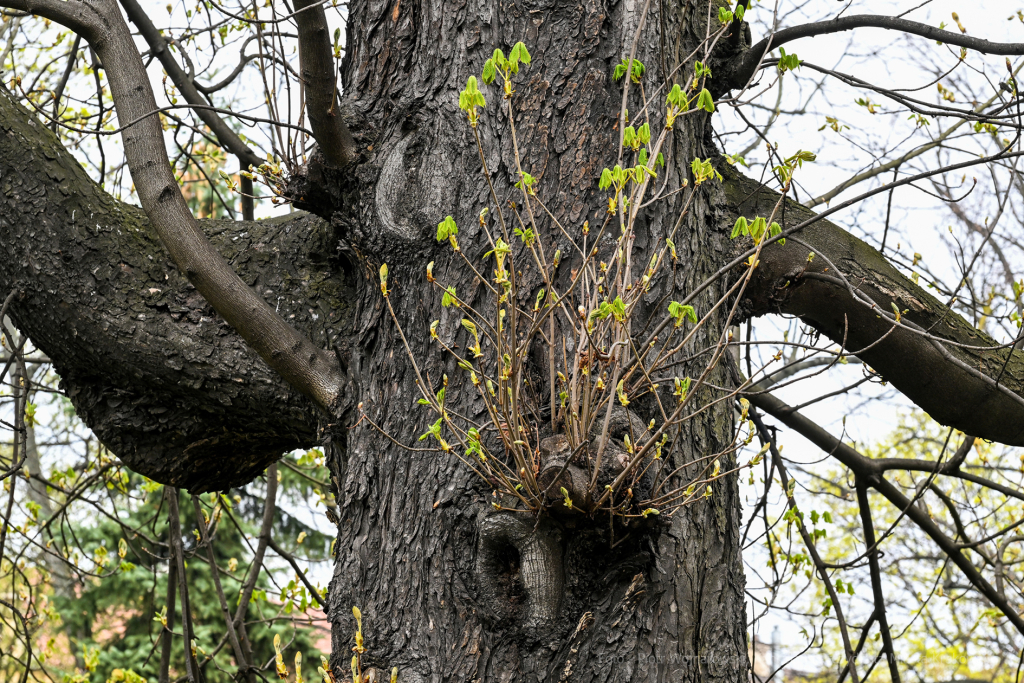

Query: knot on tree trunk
536;407;657;516
475;513;564;631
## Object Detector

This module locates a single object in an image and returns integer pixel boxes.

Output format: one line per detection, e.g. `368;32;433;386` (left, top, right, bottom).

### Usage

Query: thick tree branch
724;166;1024;446
293;0;355;167
0;0;104;37
1;0;346;412
723;14;1024;89
0;83;351;489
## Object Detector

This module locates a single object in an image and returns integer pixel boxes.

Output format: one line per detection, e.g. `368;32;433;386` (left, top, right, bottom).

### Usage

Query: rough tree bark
3;0;1024;681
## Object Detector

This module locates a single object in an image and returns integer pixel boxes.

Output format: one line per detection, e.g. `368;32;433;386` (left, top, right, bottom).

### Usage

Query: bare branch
118;0;262;169
724;14;1024;89
166;488;201;683
855;483;902;683
747;389;1024;636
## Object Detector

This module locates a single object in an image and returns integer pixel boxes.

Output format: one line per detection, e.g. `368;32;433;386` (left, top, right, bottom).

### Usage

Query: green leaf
610;296;626;321
510;41;531;65
623;126;637;149
731;216;749;239
514;226;536;244
614;58;645;83
668;301;697;326
777;47;802;72
436;215;458;242
599;167;613;190
482;59;497;85
696;88;715;113
442;286;457;308
515;172;537;190
667;83;685;109
458;76;486;112
590;301;612;321
750;216;767;242
630;58;645;82
724;153;748;167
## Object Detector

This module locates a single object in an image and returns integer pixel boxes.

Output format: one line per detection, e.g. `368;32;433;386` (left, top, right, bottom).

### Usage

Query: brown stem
50;34;81;133
855;483;901;683
0;355;25;563
267;536;325;608
158;526;177;683
166;488;202;682
191;495;254;682
231;462;279;666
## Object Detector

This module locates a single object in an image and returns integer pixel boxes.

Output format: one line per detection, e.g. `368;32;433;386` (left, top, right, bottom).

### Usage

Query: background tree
0;331;334;682
1;1;1024;682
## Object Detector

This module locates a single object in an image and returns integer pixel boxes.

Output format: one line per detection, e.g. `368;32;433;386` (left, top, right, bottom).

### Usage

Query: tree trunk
314;1;748;681
0;0;751;669
14;0;1023;679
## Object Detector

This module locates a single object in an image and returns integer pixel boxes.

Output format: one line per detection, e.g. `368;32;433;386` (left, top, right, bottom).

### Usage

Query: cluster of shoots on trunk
239;153;290;204
374;36;815;522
